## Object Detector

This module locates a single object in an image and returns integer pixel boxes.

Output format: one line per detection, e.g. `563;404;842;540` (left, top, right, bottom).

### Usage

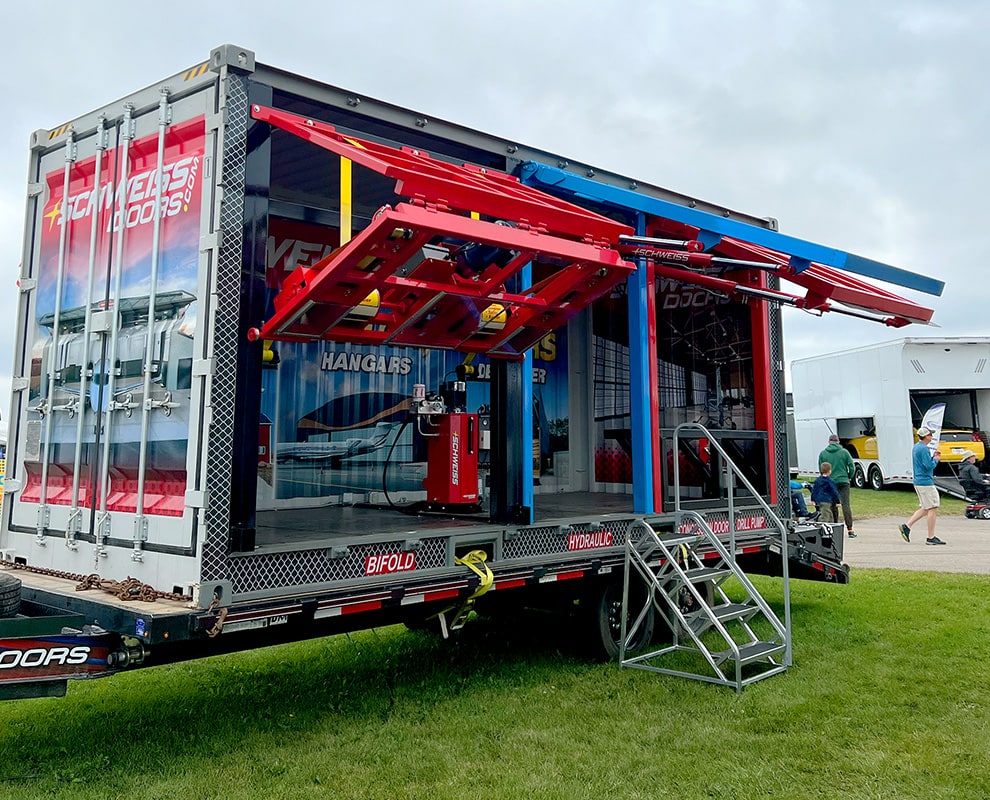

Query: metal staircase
619;423;792;691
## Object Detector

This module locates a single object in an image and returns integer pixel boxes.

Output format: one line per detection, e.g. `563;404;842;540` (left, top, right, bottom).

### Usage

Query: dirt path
839;513;990;574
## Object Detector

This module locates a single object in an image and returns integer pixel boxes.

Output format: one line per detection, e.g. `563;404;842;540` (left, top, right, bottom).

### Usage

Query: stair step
699;602;755;622
716;640;786;665
682;566;728;583
657;533;704;547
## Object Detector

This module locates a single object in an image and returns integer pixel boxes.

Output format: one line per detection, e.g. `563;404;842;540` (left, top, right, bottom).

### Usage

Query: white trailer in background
791;338;990;491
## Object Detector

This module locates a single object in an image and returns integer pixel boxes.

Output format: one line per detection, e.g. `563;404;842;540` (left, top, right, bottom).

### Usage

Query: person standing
900;426;946;545
810;462;841;523
819;433;856;538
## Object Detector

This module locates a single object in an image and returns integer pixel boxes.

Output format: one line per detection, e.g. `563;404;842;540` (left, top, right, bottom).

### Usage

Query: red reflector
813;562;825;571
423;589;459;603
341;600;383;615
496;578;527;590
556;570;584;582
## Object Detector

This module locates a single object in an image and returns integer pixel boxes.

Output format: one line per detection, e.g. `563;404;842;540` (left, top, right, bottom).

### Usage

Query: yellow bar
340;156;352;244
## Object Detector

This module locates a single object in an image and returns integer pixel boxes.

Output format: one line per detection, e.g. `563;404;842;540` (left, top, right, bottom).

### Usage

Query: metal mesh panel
201;73;248;582
502;519;633;560
228;537;447;593
766;287;790;518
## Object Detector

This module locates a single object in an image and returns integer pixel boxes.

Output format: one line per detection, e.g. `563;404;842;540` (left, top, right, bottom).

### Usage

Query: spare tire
0;571;22;617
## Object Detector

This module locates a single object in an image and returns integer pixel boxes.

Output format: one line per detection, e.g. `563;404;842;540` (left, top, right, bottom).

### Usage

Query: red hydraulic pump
411;379;480;507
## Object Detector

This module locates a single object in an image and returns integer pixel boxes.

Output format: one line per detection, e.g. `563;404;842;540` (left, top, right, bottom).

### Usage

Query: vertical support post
627;213;654;514
750;272;776;505
227;82;273;553
67;118;108;550
489;359;527;525
37;129;78;545
340;156;352;244
132;89;172;562
96;104;136;558
520;263;534;524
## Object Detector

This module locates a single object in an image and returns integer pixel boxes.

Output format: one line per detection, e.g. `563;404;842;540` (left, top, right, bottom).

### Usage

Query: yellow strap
454;550;494;601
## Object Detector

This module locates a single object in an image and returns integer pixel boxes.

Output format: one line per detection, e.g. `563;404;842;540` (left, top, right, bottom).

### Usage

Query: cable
381;417;424;515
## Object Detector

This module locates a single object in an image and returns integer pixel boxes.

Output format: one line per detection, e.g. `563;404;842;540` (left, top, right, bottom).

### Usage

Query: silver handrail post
673;422;791;666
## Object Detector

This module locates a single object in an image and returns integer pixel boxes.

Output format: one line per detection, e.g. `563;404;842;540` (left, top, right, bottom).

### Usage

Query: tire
979;507;990;521
868;465;884;491
852;464;867;489
0;571;21;618
669;578;716;637
586;576;655;661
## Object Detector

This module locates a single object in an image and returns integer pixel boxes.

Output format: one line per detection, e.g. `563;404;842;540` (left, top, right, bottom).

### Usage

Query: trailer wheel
0;572;21;618
868;465;884;491
585;576;655;661
852;464;866;489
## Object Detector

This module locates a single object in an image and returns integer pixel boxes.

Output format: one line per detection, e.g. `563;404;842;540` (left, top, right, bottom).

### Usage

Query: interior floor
253;491;635;549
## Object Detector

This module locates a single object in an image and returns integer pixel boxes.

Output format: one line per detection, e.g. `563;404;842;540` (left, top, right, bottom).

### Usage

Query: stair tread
657;533;705;546
716;640;785;664
706;602;755;621
682;566;728;582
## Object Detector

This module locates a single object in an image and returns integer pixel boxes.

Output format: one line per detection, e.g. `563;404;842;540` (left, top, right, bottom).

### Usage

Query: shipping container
0;45;942;697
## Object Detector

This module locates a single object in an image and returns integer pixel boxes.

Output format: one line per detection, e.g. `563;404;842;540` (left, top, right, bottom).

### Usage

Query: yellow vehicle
842;434;878;461
917;429;985;463
843;430;984;464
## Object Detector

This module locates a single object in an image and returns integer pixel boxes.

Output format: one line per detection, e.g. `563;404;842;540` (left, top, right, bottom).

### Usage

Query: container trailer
0;45;942;698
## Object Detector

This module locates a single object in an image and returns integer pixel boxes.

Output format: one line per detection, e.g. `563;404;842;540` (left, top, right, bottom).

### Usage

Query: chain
1;561;190;603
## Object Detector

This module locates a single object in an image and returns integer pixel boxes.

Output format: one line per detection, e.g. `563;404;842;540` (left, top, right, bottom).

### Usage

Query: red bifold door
249;105;636;359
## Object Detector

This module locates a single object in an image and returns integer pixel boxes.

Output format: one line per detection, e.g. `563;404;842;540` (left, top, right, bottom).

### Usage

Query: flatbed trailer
1;45;941;698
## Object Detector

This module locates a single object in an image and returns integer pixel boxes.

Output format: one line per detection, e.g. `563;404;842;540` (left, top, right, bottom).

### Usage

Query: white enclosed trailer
791;338;990;490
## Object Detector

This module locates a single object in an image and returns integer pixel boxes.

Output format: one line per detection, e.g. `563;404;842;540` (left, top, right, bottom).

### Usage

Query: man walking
900;426;946;545
819;433;856;538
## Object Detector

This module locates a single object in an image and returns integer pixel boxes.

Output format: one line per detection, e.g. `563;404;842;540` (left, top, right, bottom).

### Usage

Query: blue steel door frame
627;212;655;514
517;162;943;297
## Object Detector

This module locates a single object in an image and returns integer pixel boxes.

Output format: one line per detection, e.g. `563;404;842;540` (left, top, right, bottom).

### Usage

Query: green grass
801;484;969;519
2;571;989;799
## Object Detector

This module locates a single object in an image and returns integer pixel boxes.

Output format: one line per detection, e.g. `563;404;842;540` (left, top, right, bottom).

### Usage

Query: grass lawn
1;570;988;799
800;484;970;519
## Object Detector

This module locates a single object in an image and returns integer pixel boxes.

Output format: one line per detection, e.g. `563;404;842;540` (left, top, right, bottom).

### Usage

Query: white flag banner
920;403;946;454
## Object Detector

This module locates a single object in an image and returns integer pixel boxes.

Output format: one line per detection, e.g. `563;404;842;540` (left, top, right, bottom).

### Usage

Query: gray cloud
0;0;985;431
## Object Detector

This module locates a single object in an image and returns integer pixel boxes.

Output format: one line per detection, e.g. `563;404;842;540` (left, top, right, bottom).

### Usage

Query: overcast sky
0;1;986;435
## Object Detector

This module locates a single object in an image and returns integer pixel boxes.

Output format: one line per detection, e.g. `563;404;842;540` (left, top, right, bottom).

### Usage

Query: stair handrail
674;510;787;645
672;422;792;665
627;519;740;672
